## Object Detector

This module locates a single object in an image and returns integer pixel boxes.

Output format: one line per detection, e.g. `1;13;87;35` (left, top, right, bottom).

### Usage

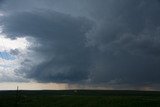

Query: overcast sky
0;0;160;90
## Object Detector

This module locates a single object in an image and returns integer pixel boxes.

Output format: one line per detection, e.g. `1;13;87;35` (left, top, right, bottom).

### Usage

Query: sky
0;0;160;90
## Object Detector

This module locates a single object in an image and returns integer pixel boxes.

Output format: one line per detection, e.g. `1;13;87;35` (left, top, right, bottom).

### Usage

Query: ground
0;90;160;107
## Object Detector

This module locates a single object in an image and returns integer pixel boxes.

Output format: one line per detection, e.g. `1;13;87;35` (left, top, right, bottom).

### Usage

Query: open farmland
0;90;160;107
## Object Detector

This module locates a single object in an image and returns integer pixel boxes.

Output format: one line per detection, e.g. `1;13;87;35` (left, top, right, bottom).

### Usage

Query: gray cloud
9;49;20;55
86;0;160;84
1;10;93;83
1;0;160;87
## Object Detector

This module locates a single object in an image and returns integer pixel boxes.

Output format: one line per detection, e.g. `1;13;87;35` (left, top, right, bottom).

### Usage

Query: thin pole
17;86;19;92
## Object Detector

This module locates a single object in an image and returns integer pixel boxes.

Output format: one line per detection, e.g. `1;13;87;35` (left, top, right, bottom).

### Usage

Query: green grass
0;90;160;107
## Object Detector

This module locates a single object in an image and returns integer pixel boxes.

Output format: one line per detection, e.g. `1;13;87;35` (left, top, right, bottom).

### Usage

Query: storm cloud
1;10;93;83
1;0;160;87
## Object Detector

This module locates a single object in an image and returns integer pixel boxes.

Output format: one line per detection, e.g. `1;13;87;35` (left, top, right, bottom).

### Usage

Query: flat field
0;90;160;107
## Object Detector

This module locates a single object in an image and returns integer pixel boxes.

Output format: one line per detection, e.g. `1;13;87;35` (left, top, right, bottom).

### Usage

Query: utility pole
17;86;19;92
15;86;20;107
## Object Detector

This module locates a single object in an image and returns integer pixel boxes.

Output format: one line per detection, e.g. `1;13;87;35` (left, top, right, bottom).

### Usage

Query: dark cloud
1;10;93;83
1;0;160;87
9;49;20;55
0;0;4;3
86;0;160;84
0;0;4;9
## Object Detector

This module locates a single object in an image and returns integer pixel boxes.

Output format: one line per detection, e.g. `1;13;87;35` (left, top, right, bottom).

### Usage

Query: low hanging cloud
0;0;160;87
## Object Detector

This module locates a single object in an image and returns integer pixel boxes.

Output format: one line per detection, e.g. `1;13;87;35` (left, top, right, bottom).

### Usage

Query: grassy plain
0;90;160;107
